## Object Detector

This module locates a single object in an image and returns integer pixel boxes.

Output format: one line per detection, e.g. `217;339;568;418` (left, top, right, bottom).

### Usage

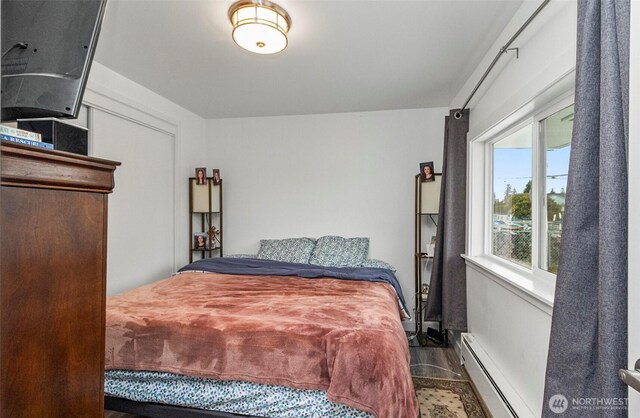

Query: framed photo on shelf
194;232;208;249
195;167;207;185
420;161;435;182
212;169;221;185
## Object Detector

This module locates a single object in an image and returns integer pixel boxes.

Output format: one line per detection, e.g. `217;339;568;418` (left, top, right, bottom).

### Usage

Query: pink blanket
105;272;417;418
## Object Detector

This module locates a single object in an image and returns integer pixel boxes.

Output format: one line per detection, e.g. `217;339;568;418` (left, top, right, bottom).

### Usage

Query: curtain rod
454;0;551;119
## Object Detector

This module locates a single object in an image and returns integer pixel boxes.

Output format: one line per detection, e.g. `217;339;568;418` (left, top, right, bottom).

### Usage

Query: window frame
467;84;575;305
533;96;574;279
485;119;535;270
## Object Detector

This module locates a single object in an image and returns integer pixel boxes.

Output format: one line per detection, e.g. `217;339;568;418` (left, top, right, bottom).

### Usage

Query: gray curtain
542;1;629;417
424;109;469;331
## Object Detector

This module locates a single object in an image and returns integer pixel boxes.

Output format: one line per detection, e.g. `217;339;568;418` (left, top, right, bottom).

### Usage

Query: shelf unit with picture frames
414;173;442;346
189;177;223;262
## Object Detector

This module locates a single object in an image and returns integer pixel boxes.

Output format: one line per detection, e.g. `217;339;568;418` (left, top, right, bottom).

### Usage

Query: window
487;100;574;277
492;124;533;268
540;104;573;274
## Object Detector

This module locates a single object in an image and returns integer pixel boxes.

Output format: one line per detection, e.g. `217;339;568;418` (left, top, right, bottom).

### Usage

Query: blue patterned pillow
361;259;397;272
257;238;316;264
309;236;369;267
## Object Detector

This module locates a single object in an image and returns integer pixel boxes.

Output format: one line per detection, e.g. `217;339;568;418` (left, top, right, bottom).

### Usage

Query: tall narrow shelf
414;173;441;346
189;177;223;262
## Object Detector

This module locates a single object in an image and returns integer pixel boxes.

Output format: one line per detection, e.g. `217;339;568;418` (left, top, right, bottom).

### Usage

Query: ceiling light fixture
228;0;291;54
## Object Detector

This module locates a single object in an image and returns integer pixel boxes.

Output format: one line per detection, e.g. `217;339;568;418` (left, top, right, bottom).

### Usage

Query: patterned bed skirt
105;370;373;418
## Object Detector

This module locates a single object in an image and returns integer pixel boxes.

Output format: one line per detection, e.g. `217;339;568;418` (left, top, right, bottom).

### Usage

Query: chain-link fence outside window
492;229;562;273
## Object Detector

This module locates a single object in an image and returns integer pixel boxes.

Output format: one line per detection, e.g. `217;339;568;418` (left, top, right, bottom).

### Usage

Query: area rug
413;377;488;418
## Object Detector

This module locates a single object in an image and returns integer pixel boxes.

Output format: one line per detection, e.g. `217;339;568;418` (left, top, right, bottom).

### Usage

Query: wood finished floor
105;342;467;418
409;340;468;381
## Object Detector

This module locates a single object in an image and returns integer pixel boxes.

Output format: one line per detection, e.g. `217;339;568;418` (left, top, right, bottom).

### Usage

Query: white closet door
90;108;175;295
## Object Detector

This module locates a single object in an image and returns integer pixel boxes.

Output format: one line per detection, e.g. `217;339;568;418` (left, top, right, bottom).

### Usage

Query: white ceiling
94;0;522;119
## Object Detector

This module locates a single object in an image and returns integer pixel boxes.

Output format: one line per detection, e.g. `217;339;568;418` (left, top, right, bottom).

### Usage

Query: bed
105;238;417;418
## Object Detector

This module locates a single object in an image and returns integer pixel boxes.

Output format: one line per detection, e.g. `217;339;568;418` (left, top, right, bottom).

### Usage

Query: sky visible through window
546;146;570;193
494;146;570;199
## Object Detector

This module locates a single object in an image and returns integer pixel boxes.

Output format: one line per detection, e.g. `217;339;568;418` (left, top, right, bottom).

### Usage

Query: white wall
451;0;577;416
206;108;448;322
452;1;577;140
84;62;209;294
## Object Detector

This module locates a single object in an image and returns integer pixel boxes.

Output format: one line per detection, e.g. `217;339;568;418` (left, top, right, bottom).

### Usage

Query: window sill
462;254;555;315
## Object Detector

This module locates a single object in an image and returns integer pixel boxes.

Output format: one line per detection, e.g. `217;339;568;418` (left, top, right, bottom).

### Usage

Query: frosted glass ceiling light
228;0;291;54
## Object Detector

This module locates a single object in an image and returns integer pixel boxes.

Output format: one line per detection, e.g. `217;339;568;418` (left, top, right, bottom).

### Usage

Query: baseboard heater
461;333;535;418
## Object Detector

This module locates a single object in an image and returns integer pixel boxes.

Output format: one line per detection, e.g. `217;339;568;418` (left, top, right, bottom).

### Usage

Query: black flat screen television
1;0;108;121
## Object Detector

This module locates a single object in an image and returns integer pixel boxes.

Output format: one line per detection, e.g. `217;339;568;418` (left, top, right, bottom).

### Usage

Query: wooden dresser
0;142;120;417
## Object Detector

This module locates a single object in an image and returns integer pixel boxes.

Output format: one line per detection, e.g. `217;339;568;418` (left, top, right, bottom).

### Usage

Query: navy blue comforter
179;257;409;316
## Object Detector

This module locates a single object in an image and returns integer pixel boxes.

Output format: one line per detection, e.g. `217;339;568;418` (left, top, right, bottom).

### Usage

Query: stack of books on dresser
0;124;53;150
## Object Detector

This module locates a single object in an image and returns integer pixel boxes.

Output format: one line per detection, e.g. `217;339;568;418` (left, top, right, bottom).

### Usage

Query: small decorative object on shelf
189;171;223;262
421;283;429;302
207;226;221;249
